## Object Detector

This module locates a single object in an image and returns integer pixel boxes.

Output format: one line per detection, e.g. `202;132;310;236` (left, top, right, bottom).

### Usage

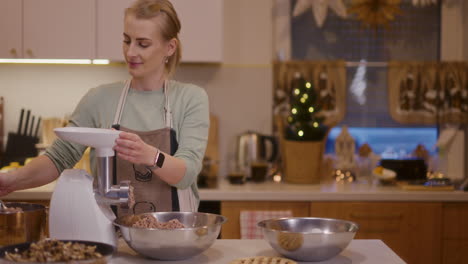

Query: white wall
463;0;468;179
441;1;465;60
464;0;468;61
0;0;273;178
441;0;468;179
0;63;129;135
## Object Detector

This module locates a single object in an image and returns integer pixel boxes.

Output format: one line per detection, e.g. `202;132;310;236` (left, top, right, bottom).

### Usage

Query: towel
240;210;293;239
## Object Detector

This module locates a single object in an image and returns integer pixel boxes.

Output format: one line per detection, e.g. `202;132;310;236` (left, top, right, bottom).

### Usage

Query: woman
0;0;209;213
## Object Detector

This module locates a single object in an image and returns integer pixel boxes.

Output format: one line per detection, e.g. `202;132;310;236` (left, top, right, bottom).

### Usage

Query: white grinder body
48;127;130;246
49;169;118;246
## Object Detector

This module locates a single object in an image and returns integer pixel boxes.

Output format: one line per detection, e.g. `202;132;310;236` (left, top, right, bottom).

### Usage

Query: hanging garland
411;0;437;6
348;0;403;29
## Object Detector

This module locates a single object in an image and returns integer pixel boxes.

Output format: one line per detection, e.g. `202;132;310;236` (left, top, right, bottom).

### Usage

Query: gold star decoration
348;0;403;29
293;0;347;28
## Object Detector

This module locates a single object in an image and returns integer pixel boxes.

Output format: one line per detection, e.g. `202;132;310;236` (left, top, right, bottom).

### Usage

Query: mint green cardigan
45;80;210;204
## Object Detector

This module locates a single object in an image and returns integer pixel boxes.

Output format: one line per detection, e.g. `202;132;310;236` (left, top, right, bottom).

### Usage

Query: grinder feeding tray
49;127;132;247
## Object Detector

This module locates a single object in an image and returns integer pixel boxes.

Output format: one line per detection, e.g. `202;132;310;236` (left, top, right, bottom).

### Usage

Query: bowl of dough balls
257;217;358;262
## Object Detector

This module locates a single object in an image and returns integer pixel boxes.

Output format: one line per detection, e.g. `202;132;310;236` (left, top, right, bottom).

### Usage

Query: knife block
1;132;39;167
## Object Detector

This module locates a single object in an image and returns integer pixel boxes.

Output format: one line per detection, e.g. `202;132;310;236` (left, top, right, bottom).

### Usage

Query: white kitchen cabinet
171;0;223;62
0;0;95;60
0;0;222;61
96;0;223;63
23;0;95;59
0;0;23;58
96;0;133;61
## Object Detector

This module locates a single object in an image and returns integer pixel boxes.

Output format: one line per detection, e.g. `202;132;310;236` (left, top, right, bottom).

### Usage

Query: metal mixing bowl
0;202;47;246
114;212;226;260
258;217;358;262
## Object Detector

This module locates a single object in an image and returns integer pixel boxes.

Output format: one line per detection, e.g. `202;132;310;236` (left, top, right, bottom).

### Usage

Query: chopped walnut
5;239;105;263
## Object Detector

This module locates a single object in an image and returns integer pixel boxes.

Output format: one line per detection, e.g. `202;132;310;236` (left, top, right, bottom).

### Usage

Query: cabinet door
310;202;442;264
96;0;223;62
96;0;133;61
0;0;22;58
442;203;468;264
23;0;95;59
171;0;223;62
221;201;309;239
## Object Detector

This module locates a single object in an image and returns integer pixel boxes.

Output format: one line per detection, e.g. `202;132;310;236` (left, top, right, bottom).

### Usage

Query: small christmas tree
285;73;327;141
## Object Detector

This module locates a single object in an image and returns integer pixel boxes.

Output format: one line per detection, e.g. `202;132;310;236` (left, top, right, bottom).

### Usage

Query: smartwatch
146;150;165;171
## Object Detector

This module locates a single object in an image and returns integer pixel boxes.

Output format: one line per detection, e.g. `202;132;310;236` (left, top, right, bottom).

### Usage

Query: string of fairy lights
285;74;325;141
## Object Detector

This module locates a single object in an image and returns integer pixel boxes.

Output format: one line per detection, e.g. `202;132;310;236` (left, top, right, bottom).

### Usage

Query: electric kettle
236;131;279;181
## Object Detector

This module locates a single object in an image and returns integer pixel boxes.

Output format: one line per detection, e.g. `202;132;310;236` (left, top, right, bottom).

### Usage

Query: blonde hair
125;0;181;76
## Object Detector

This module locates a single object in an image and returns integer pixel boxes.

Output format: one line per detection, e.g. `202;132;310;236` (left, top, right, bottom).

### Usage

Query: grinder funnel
54;127;121;157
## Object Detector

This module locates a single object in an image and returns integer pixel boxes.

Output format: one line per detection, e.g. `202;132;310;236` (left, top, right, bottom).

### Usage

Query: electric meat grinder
48;127;132;246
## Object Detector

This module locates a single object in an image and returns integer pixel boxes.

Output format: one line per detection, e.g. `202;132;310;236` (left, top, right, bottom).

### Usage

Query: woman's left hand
114;131;156;166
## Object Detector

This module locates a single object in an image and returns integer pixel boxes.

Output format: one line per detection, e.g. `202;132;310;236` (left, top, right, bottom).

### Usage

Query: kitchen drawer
310;202;442;264
220;201;309;239
442;239;468;264
443;203;468;239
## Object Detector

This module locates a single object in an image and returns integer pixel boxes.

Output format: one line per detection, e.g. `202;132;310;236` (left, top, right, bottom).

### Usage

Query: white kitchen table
111;239;406;264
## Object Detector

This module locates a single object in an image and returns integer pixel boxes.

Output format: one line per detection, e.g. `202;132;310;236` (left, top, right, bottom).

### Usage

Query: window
290;0;441;155
325;127;438;157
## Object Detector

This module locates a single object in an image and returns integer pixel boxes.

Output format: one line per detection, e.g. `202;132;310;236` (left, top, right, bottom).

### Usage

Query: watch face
156;152;165;168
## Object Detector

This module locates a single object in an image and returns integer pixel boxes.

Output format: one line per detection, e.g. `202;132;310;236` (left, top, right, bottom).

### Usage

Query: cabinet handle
350;212;403;220
9;48;17;56
26;49;33;57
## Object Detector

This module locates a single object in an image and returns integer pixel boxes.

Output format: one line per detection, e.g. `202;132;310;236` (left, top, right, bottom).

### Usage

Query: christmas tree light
285;73;327;141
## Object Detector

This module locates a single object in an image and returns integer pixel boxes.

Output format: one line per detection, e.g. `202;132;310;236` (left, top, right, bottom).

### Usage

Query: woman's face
123;14;175;79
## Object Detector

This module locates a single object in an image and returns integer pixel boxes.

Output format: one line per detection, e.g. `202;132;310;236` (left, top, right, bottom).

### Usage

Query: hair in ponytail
126;0;182;76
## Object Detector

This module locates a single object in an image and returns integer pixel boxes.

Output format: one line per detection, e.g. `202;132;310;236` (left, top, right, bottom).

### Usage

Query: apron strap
163;80;173;128
113;80;131;126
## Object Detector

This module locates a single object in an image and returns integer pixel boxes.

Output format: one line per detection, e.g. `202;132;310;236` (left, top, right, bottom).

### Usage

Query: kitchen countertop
112;239;405;264
3;178;468;202
2;181;57;200
200;179;468;202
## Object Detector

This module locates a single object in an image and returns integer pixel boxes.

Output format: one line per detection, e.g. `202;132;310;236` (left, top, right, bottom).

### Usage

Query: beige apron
113;80;197;215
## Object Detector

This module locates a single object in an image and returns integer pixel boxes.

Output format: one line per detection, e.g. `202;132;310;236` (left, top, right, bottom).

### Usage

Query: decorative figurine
334;125;356;170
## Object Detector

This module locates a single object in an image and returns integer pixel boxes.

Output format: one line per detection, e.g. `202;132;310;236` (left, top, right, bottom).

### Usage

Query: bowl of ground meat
113;212;227;260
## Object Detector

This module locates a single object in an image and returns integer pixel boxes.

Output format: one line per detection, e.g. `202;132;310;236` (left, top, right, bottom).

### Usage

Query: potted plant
281;72;329;184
